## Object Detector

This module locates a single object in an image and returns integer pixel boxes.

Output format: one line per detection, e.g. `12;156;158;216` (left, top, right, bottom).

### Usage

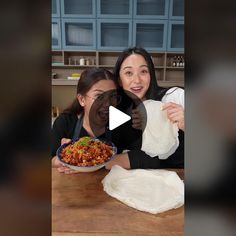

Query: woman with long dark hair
106;47;184;170
52;68;121;174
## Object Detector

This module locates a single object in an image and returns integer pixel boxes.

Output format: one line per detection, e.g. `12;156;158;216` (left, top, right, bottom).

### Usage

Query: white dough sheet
140;100;179;159
102;166;184;214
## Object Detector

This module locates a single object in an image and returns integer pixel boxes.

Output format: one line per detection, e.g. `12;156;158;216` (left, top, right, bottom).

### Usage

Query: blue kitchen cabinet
52;18;61;49
97;0;132;18
61;0;96;18
133;20;167;51
167;21;184;51
97;19;132;51
134;0;169;19
62;19;96;50
52;0;60;17
51;0;184;52
169;0;184;20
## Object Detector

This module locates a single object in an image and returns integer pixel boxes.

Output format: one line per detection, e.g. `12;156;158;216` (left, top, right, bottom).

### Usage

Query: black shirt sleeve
111;120;143;154
128;150;161;169
128;130;184;169
51;113;77;157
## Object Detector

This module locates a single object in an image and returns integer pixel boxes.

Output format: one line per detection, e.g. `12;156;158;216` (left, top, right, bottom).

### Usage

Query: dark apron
72;115;112;141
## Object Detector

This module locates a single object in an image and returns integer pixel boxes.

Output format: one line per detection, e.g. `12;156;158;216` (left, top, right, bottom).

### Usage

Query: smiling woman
51;68;119;174
119;54;151;101
105;47;185;170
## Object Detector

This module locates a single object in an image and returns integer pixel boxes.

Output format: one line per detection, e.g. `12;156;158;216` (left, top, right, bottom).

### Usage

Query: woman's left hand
52;138;80;174
162;102;184;131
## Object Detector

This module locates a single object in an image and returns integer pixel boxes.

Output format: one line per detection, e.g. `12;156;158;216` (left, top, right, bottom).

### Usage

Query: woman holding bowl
51;68;122;174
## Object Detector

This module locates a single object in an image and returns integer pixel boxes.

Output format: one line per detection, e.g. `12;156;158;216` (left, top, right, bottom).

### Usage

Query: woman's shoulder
161;87;184;107
53;112;78;128
164;87;184;95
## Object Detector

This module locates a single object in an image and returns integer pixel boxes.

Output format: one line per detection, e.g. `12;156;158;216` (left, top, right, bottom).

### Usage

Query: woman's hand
52;138;80;174
131;109;143;130
162;102;184;131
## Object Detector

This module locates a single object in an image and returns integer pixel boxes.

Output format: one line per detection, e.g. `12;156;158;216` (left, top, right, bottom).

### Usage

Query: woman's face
119;54;151;101
78;79;117;126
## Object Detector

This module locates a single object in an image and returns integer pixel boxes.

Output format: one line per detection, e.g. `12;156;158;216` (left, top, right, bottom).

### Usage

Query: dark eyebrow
122;65;148;70
92;89;104;93
122;66;132;70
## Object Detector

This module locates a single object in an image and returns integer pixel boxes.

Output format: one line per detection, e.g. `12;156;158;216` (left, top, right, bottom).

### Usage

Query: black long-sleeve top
52;86;184;169
51;112;184;169
115;86;184;169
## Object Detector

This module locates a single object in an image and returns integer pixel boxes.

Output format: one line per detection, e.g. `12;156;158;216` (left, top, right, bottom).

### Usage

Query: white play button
109;106;131;130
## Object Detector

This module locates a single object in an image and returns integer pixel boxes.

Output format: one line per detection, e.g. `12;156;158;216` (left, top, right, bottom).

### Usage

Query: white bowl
56;138;117;172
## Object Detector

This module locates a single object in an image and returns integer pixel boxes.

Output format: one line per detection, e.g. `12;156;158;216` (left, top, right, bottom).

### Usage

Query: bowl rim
56;137;117;169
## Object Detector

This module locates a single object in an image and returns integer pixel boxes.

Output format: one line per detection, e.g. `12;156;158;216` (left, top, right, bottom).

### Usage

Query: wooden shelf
52;79;78;86
158;81;184;87
52;79;184;87
166;66;184;70
98;65;115;68
52;51;184;88
52;64;96;68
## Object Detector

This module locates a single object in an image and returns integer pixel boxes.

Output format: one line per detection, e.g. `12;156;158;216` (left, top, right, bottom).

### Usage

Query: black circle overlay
89;89;147;138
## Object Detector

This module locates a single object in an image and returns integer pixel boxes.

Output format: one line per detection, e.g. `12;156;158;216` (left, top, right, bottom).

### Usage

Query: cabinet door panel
98;0;132;18
133;20;167;51
52;0;60;17
61;0;95;18
52;18;61;49
167;21;184;51
98;20;132;50
62;19;96;50
170;0;184;19
134;0;169;19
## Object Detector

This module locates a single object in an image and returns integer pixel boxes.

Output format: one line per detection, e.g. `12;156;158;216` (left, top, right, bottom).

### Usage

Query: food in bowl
59;137;115;167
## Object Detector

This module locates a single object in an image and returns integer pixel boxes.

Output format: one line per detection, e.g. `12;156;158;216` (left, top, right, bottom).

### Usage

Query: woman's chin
126;90;145;101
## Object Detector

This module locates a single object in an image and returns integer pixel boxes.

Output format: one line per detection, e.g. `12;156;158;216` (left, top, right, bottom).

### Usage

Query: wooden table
52;168;184;236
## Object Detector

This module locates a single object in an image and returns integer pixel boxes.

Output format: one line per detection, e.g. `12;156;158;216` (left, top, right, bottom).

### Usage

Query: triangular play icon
109;106;131;130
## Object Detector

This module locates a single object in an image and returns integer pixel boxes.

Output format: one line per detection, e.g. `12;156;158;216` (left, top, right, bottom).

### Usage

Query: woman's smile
130;86;144;94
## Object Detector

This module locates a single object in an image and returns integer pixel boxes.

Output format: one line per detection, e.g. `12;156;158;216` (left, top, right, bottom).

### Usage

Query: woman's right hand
162;102;184;131
131;109;143;130
52;138;80;174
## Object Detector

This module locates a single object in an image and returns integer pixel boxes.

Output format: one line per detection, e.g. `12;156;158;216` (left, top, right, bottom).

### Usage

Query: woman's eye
140;70;148;75
96;94;104;100
125;71;132;76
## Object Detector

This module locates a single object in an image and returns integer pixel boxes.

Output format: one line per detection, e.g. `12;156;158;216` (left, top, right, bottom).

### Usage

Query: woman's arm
106;130;184;170
52;113;76;156
105;150;162;170
51;114;80;174
105;152;130;169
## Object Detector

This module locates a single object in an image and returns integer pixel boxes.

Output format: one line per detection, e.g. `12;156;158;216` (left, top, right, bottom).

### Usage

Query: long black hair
114;47;170;101
64;68;117;115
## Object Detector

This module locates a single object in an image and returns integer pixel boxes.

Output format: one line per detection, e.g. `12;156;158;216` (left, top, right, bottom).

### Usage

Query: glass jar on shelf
176;56;180;67
85;58;90;66
172;56;177;67
79;57;85;66
182;56;185;67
